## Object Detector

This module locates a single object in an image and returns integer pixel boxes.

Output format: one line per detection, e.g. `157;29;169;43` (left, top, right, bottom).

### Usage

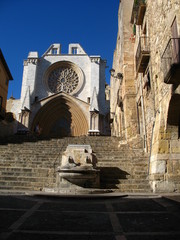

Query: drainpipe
148;64;158;175
148;109;160;175
139;74;147;152
148;117;155;175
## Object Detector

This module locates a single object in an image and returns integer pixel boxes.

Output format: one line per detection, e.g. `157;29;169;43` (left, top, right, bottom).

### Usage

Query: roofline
0;49;13;80
33;91;90;106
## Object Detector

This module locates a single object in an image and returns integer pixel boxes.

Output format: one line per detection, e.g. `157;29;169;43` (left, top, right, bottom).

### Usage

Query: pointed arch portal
32;95;88;137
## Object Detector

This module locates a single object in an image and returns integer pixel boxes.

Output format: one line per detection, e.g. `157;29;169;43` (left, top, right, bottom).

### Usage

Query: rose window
48;67;79;94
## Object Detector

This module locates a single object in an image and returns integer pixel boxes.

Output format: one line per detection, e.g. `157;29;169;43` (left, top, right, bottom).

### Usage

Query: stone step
0;172;53;178
115;188;152;193
97;160;148;165
100;178;149;184
0;147;116;152
0;157;148;163
0;182;55;190
97;165;148;171
99;169;148;174
0;175;55;183
0;150;61;155
0;135;151;192
102;182;152;189
0;185;41;191
0;163;57;168
0;167;53;172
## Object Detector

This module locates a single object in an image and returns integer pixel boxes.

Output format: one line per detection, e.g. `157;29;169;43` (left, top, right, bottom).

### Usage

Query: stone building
110;0;180;192
8;43;110;137
0;49;13;119
0;49;14;137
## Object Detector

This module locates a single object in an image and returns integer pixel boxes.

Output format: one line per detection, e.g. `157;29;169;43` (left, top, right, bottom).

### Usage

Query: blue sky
0;0;119;99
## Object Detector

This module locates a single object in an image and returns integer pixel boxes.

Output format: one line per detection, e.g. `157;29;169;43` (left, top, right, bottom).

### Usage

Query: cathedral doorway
31;95;88;137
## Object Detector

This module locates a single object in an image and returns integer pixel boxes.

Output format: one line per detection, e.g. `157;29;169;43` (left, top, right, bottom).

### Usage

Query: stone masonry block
151;141;159;155
157;140;169;154
158;132;171;140
170;140;180;154
167;160;180;175
150;160;166;174
148;173;164;181
168;174;180;181
151;180;176;193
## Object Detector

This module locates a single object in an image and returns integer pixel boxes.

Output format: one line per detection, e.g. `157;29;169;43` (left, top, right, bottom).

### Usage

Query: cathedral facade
9;44;110;137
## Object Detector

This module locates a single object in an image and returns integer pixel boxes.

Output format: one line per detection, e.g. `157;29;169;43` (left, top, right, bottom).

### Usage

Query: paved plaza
0;193;180;240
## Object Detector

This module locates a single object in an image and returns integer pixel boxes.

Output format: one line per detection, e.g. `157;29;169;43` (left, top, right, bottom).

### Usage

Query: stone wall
110;0;138;140
110;0;180;192
145;0;180;192
0;50;13;118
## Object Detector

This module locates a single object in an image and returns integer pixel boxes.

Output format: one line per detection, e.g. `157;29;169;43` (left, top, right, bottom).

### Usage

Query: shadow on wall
0;112;18;138
99;167;130;189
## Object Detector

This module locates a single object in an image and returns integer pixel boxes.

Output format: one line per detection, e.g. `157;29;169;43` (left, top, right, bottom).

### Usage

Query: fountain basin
57;144;100;189
58;168;100;188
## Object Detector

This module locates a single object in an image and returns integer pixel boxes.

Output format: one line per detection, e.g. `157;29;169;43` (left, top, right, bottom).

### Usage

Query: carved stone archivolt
45;61;84;95
31;95;89;137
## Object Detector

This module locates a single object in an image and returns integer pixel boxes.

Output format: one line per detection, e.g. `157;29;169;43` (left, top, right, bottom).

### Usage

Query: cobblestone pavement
0;194;180;240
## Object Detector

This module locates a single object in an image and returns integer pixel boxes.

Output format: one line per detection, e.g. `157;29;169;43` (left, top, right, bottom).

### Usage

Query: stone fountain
57;145;100;192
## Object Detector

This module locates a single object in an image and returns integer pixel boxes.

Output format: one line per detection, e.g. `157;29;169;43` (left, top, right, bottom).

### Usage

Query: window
72;47;78;54
34;96;38;102
144;69;151;91
137;99;143;135
146;71;151;90
52;48;58;55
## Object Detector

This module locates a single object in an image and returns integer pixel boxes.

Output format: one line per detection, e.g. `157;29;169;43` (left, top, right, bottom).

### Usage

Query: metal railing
161;38;180;80
134;0;146;5
132;0;146;25
136;36;150;71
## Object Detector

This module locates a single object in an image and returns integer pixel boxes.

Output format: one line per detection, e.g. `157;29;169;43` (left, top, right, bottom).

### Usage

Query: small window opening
144;70;151;91
137;100;143;135
143;23;147;35
72;47;78;54
34;96;38;102
52;48;58;54
147;71;151;90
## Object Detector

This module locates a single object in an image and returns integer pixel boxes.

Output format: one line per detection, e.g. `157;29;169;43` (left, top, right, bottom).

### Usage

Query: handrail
136;36;150;71
134;0;146;5
161;38;180;83
162;38;180;60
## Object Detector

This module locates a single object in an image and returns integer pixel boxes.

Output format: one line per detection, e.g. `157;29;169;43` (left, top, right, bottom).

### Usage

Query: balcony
162;38;180;84
136;36;150;73
131;0;146;25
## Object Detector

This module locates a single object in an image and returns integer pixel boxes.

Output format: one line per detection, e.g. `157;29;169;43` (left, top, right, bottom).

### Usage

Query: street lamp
109;68;123;80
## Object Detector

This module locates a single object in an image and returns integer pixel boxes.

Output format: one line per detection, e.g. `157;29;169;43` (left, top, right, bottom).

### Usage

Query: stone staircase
0;135;152;193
